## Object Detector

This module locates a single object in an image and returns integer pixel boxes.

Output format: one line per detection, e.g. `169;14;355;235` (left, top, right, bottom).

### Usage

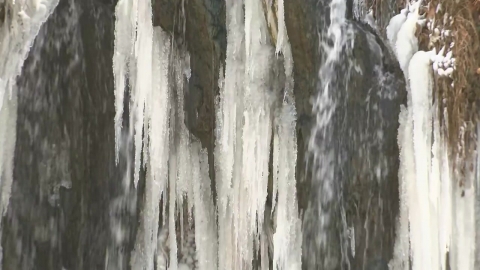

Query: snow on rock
364;8;376;29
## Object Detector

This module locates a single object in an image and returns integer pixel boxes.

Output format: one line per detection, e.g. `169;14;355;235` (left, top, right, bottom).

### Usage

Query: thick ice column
215;0;245;269
191;144;218;270
130;26;171;270
271;1;302;269
241;0;273;248
113;0;137;162
408;50;434;270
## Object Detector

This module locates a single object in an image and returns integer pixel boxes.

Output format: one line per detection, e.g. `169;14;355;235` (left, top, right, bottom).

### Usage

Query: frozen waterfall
0;0;478;269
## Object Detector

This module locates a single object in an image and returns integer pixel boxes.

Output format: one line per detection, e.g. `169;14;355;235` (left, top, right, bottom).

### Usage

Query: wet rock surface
2;0;136;269
1;0;405;269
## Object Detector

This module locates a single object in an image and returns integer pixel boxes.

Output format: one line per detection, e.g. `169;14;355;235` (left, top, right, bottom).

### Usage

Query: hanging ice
272;1;302;269
215;0;302;268
130;25;171;270
215;0;245;268
389;2;477;268
113;0;138;163
408;50;435;270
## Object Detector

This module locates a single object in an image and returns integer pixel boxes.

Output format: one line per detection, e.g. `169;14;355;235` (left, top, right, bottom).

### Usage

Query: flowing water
0;0;478;269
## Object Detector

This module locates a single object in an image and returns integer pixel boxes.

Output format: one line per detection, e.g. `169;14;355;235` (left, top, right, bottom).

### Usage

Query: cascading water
304;0;355;268
0;0;59;267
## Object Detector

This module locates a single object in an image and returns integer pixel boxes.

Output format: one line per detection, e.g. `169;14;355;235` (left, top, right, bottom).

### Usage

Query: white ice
395;1;421;74
386;8;408;49
272;1;302;269
390;2;477;268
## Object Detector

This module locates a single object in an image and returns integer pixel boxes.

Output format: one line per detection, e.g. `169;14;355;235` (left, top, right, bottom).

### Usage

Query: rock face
2;0;132;269
1;0;405;269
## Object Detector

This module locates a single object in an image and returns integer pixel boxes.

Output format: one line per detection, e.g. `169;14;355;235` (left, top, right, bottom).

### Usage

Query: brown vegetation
437;0;479;185
375;0;480;185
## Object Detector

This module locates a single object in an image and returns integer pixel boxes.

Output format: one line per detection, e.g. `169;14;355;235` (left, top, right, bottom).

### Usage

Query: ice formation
272;1;302;269
395;1;421;74
386;8;408;49
215;0;301;269
389;2;476;269
113;0;218;269
408;50;435;270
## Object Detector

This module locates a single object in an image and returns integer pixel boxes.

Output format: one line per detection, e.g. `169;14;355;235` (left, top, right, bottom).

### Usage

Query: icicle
272;103;302;270
390;105;412;270
130;26;170;270
113;0;137;163
132;0;153;188
215;0;245;269
408;50;435;270
191;144;218;270
240;0;274;263
272;1;302;269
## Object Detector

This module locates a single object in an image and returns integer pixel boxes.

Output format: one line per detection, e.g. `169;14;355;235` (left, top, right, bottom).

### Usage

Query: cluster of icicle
216;0;301;269
112;0;302;269
0;0;58;268
386;1;476;270
113;1;216;270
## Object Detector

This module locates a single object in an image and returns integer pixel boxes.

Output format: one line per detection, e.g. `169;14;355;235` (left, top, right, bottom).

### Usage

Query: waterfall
0;0;58;267
305;0;356;267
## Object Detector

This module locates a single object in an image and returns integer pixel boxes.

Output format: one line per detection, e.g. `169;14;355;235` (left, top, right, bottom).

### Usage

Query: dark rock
2;0;138;269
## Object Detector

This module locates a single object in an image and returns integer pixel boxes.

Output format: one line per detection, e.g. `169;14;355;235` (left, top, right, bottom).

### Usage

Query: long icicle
272;0;302;269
